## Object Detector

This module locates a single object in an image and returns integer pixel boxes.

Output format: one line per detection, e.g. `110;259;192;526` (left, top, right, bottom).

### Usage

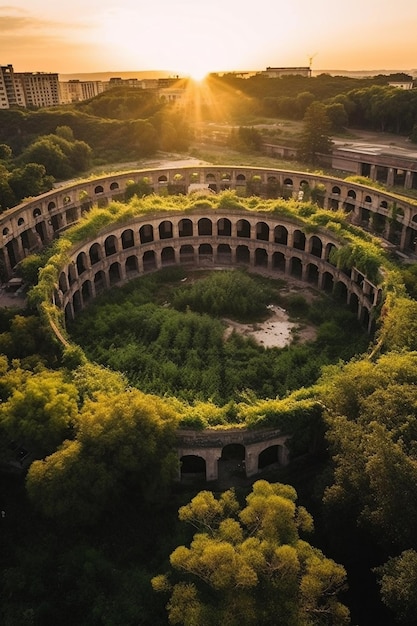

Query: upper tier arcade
1;165;417;278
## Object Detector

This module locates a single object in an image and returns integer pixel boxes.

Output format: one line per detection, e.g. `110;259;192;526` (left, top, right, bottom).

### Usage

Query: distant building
16;71;60;107
60;79;104;103
261;66;312;78
388;81;414;90
0;64;26;108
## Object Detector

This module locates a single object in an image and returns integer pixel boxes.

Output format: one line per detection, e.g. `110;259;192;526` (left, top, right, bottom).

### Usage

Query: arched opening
180;455;206;482
104;235;117;256
217;218;231;237
180;245;194;264
161;247;176;265
256;221;269;241
159;220;173;239
236;219;251;238
255;248;268;267
236;245;250;264
258;445;281;470
143;250;156;271
198;244;213;261
198;218;212;236
179;218;193;237
309;235;322;258
94;270;106;294
125;255;139;276
290;257;302;279
139;224;154;244
89;243;101;265
274;225;288;245
306;263;319;285
272;251;286;272
293;230;306;250
218;444;246;480
109;262;121;285
76;252;88;275
217;244;232;264
122;229;135;249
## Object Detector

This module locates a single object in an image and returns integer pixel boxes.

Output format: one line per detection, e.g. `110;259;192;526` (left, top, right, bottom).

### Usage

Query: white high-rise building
0;65;26;108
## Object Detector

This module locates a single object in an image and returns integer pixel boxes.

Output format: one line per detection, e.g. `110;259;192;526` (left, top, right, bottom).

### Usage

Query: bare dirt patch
223;302;317;349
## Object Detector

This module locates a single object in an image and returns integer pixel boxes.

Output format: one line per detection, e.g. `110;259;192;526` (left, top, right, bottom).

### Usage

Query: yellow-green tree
152;480;349;626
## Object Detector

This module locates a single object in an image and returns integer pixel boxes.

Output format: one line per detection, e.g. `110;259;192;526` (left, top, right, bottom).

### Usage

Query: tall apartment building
16;72;60;107
60;79;104;103
0;65;60;108
0;65;26;108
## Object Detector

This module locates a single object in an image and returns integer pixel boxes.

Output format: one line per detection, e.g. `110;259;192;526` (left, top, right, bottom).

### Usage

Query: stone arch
222;443;245;460
143;250;156;271
109;262;121;285
258;445;282;470
217;243;232;263
159;220;173;239
349;292;360;315
347;189;356;199
59;271;68;292
94;185;104;194
236;244;250;264
256;221;269;241
306;263;319;285
68;263;77;286
274;225;288;245
334;281;348;302
309;235;323;258
236;219;251;238
179;218;193;237
139;224;154;244
332;185;341;195
180;245;195;263
33;208;42;218
325;242;337;263
110;181;119;190
180;455;206;479
125;255;139;275
76;251;88;275
199;243;213;260
89;242;101;265
17;217;24;226
293;229;306;250
323;271;334;293
161;246;175;265
121;228;135;249
94;270;106;293
217;217;231;236
364;194;372;204
104;234;118;256
73;289;82;314
290;256;302;279
255;248;268;267
198;217;212;236
81;279;93;303
272;251;286;271
158;174;168;183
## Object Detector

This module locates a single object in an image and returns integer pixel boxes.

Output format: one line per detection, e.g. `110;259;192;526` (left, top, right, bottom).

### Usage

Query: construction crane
308;53;318;75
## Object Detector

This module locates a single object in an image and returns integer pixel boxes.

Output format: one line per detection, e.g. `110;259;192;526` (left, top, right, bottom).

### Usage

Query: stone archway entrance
217;443;246;486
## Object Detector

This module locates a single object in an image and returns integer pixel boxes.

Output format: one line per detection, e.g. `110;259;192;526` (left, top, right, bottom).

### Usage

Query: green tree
26;390;179;522
299;102;333;164
375;549;417;624
0;368;79;457
152;480;349;626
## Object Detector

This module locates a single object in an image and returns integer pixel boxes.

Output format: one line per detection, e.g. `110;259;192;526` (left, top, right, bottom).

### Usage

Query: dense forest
2;81;417;624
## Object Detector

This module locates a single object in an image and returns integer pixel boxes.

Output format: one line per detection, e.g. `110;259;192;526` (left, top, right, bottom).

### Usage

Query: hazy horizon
1;1;417;80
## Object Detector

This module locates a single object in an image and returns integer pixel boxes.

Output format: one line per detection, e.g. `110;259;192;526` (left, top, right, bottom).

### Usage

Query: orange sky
1;1;416;77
